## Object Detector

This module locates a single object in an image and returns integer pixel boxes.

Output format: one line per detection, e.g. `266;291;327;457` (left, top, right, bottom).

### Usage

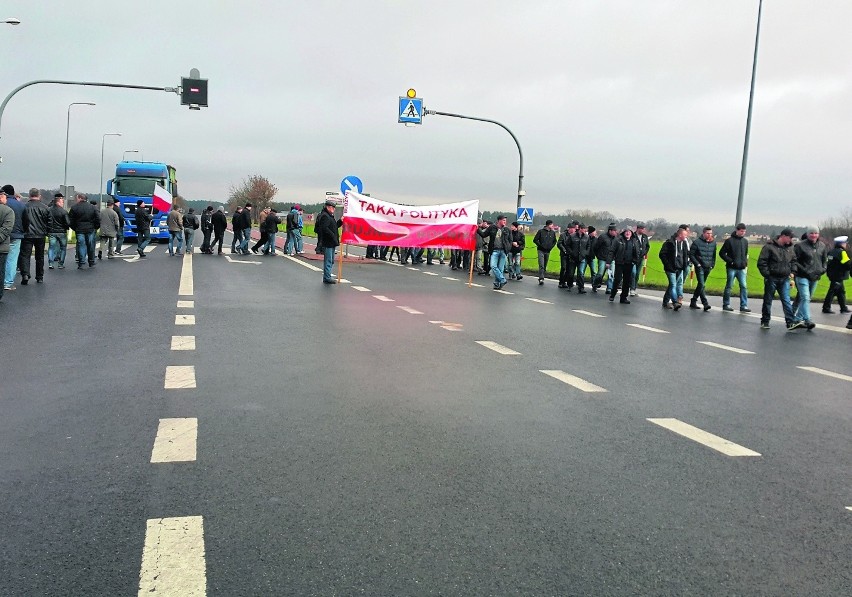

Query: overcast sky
1;1;849;226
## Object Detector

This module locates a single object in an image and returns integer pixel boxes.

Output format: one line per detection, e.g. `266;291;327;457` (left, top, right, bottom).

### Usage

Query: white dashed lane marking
138;516;207;596
475;341;521;355
647;418;761;457
796;366;852;382
397;306;424;314
526;298;552;304
540;370;607;393
171;336;196;351
423;271;439;276
494;289;514;295
351;286;371;292
373;295;394;302
442;277;458;282
177;300;194;308
696;341;755;355
164;366;197;389
175;314;195;326
573;309;606;318
178;253;193;296
626;323;669;334
150;418;198;463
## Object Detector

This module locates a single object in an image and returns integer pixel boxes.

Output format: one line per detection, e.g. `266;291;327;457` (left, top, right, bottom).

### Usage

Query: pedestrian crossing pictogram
400;100;420;120
517;207;534;224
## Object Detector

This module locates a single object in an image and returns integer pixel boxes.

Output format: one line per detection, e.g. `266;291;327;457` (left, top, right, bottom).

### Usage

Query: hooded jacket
659;234;689;273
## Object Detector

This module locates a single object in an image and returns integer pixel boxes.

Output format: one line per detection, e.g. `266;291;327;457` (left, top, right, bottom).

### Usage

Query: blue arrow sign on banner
398;97;423;124
340;175;363;195
517;207;534;224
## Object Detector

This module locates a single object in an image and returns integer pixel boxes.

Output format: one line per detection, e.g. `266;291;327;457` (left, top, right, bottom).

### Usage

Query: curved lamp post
64;102;95;190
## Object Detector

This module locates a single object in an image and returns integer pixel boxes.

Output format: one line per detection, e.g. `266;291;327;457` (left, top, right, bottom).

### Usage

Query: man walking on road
212;207;227;255
69;193;99;268
134;200;151;258
689;226;717;311
556;220;577;289
20;188;53;284
659;225;689;310
792;227;827;328
199;206;214;254
532;219;557;285
719;223;750;312
99;199;120;259
2;185;24;291
632;223;650;296
231;205;244;254
166;204;184;256
757;228;800;330
822;236;850;314
315;199;343;284
479;215;512;290
48;193;70;269
112;199;125;255
238;203;253;255
0;189;14;301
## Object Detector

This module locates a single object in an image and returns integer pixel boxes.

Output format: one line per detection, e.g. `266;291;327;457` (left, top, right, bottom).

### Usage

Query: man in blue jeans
719;223;751;312
315;199;343;283
757;229;801;330
239;203;253;254
478;215;514;290
68;193;100;268
2;185;24;290
792;226;827;329
658;225;689;310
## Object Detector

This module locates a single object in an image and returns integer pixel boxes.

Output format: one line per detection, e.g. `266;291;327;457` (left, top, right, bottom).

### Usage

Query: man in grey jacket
792;226;827;329
0;189;14;301
99;199;120;259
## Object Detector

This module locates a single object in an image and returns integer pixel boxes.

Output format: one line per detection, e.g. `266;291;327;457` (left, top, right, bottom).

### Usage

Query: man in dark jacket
20;187;53;284
791;226;827;327
238;203;253;254
822;236;850;314
688;226;717;311
262;209;280;255
570;224;591;293
2;184;25;291
757;228;800;330
69;193;100;268
230;206;244;254
631;223;650;296
508;221;525;281
199;206;214;254
0;189;14;301
134;200;152;257
315;199;343;283
211;207;227;255
658;225;689;310
609;228;641;304
48;193;70;269
556;221;577;289
532;219;557;285
478;215;513;289
719;223;750;312
592;224;619;293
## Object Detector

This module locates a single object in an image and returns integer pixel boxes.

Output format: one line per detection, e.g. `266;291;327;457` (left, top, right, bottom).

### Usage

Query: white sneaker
629;290;636;296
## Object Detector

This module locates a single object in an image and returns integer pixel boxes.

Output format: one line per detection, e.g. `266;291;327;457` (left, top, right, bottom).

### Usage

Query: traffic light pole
424;109;525;209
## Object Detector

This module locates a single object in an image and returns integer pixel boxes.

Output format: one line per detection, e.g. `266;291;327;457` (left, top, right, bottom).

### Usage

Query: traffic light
181;77;208;109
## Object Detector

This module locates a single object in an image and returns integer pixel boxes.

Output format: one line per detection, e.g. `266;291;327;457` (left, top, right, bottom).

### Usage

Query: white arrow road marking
647;418;761;457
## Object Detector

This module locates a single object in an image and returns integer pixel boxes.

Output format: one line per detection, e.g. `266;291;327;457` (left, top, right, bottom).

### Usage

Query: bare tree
228;175;278;221
819;206;852;243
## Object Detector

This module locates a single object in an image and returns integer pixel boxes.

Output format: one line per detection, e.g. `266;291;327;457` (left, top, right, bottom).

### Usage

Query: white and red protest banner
341;191;479;250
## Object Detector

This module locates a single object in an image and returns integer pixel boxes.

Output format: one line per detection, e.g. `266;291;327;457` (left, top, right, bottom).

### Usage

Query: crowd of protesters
3;188;850;332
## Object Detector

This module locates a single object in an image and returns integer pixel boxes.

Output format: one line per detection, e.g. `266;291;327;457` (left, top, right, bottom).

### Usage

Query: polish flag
152;184;172;213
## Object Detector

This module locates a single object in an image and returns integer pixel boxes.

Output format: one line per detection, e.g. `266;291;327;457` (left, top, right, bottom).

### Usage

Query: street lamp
63;102;95;191
123;149;142;161
100;133;122;205
2;18;21;25
735;0;763;225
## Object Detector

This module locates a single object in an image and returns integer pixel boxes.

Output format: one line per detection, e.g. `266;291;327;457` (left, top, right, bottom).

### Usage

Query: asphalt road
1;238;850;596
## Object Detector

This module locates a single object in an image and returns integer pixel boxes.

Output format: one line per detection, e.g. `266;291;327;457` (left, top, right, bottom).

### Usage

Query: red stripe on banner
341;218;477;250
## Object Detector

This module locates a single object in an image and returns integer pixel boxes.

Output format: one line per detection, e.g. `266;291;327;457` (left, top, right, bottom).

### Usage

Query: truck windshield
114;177;164;197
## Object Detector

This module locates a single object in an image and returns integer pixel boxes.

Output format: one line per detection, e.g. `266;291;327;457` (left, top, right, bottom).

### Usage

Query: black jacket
659;235;689;273
793;239;827;281
212;211;227;233
689;236;717;270
68;200;100;234
635;233;650;260
556;229;572;256
112;204;125;229
825;246;851;281
510;228;525;255
532;226;556;252
478;224;513;253
593;232;618;261
23;200;52;238
719;233;749;270
134;205;151;232
315;209;342;248
200;211;213;231
263;213;280;234
567;232;591;261
757;238;796;279
48;205;70;233
612;234;641;265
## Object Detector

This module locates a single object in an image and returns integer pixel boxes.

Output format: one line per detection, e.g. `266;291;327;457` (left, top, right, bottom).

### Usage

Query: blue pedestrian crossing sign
398;97;423;124
517;207;534;225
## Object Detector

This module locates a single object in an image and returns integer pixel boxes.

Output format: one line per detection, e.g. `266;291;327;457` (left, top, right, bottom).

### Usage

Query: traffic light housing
181;78;208;108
